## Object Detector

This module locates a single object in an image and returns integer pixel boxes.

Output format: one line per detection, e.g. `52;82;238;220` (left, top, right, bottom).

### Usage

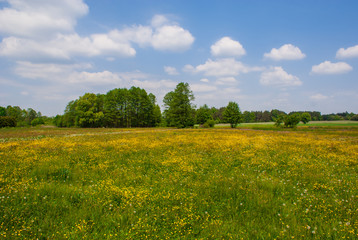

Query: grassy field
0;125;357;239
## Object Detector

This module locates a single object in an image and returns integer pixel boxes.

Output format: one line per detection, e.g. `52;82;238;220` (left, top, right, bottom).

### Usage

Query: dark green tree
301;112;311;124
223;102;242;128
75;93;104;128
196;104;212;125
0;106;6;116
163;82;195;128
284;113;301;128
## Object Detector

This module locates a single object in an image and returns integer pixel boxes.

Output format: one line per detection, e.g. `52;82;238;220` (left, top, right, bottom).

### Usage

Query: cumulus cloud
211;37;246;57
264;44;306;61
151;25;194;51
187;58;262;77
336;45;358;59
0;9;194;60
0;34;136;59
14;61;123;85
164;66;179;75
310;93;328;100
0;0;88;38
311;61;352;75
260;67;302;87
200;78;209;83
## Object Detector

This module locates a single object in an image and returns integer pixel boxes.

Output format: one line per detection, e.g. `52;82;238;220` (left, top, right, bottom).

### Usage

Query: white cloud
151;25;194;51
260;66;302;87
311;61;352;75
216;77;238;85
190;84;218;92
0;33;136;60
310;93;328;100
14;61;91;80
151;14;169;28
68;71;122;85
264;44;306;61
0;11;194;60
109;26;153;48
200;78;209;83
14;61;123;85
190;58;262;77
336;45;358;59
132;79;178;90
0;0;88;38
211;37;246;57
164;66;179;75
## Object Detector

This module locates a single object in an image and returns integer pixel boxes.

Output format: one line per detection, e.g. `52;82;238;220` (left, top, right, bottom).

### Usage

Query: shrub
351;114;358;121
284;113;301;128
0;116;17;128
31;118;45;126
301;112;311;124
206;119;215;128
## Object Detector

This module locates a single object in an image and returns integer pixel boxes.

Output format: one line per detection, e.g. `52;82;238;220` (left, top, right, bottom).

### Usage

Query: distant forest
1;83;357;128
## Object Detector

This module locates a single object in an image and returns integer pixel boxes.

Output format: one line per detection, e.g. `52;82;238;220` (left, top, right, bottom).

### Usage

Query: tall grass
0;128;357;239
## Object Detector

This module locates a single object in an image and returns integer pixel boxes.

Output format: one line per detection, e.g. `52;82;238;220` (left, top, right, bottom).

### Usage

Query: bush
351;114;358;121
0;116;17;128
284;113;301;128
301;112;311;124
206;119;215;128
31;118;45;126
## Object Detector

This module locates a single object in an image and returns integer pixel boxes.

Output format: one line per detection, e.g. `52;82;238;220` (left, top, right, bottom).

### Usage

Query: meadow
0;124;357;239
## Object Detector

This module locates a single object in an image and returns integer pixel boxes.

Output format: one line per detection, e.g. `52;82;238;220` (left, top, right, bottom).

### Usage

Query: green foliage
163;82;195;128
351;114;358;121
274;114;285;127
301;112;311;124
0;116;17;128
223;102;242;128
243;111;256;123
58;87;161;128
206;119;215;128
284;113;301;128
196;104;212;124
31;117;45;126
0;106;6;116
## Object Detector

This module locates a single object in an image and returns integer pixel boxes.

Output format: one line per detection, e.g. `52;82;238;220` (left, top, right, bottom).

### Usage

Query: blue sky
0;0;358;116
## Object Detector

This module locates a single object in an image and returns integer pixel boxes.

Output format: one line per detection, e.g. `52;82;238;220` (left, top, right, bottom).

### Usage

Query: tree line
1;82;358;128
0;105;45;127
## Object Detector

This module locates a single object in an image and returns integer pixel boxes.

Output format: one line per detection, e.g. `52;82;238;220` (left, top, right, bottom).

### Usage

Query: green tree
26;108;37;125
163;82;195;128
0;106;6;116
223;102;242;128
196;104;212;125
284;113;301;128
76;93;104;128
274;114;285;127
301;112;311;124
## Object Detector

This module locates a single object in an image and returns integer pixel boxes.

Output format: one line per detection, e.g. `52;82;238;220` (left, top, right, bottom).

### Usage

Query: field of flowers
0;127;357;239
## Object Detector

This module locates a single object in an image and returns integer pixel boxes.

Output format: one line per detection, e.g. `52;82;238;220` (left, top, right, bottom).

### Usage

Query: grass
0;126;357;239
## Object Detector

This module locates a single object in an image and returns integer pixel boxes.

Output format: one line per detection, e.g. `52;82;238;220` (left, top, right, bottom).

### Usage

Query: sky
0;0;358;116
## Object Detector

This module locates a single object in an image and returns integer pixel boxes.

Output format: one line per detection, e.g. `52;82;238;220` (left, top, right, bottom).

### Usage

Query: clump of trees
54;87;162;128
275;112;311;128
0;105;44;128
